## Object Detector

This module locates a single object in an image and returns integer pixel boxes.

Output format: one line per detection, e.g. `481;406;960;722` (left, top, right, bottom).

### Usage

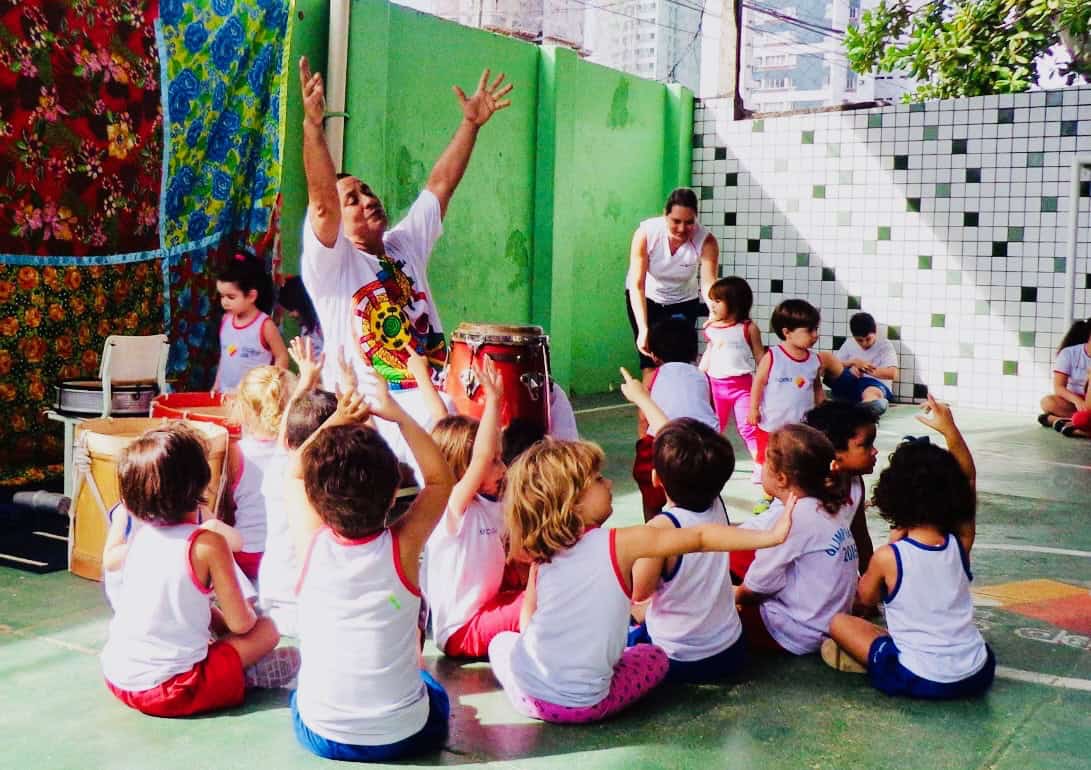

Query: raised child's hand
915;394;956;436
289;336;324;392
360;364;404;423
405;348;432;385
619;366;649;405
336;345;359;396
328;387;371;427
770;491;796;544
479;356;504;401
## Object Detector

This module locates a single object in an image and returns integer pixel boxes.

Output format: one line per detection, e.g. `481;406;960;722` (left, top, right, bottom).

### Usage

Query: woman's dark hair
647;317;699;364
803;401;877;451
278;276;320;336
302;424;401;539
663;187;698;215
872;440;975;533
765;424;850;515
770;299;820;340
1057;318;1091;354
653;418;735;511
218;257;275;314
118;423;211;525
708;276;753;322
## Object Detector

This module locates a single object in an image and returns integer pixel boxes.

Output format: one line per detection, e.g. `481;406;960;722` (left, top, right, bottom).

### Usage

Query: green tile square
847;295;861;310
909;102;926;113
959;343;974;358
936;183;951;198
1008;226;1024;242
802;130;815;144
813;185;826;199
877;226;891;241
1042;197;1058;212
1019;331;1036;347
796;252;810;267
918;255;932;270
752;119;765;133
923;125;939;141
947;270;961;285
1046;91;1063;107
863;240;877;255
1003;360;1019;376
888;283;903;299
701;187;714;200
976;299;990;315
906;198;921;212
931;313;945;328
760;224;773;239
944;372;958;386
1054;257;1067;273
837;211;852;226
826;143;841;158
1027;151;1045;167
868;113;883;128
887;325;901;340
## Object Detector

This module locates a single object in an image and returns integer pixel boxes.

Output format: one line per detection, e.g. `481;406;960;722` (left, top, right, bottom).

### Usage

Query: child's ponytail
1057;318;1091;354
235;365;296;437
765;424;849;516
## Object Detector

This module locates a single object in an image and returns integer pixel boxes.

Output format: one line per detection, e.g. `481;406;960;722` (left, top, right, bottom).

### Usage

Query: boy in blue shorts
825;312;897;417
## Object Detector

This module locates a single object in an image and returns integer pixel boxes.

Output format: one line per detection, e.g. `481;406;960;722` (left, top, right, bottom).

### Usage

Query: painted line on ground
975;543;1091;558
996;666;1091;692
573;402;633;415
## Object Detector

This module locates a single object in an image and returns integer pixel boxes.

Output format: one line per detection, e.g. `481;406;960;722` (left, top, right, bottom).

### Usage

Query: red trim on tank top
777;344;811;363
391;531;422;597
186;528;213;595
231;310;265;331
259;317;273;351
608;529;632;598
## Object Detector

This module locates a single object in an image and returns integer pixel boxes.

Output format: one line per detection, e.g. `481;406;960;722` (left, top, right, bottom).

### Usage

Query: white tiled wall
694;88;1091;413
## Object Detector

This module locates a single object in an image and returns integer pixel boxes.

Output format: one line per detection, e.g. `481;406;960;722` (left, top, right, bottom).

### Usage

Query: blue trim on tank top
660;510;683;582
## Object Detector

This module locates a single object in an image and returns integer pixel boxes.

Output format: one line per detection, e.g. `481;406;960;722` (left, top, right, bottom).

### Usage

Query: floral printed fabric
159;0;289;248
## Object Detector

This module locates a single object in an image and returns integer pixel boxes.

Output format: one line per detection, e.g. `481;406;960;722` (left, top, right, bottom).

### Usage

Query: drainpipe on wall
1063;156;1090;329
325;0;351;172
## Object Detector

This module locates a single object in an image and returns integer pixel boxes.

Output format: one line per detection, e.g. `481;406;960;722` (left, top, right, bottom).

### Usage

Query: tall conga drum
445;323;551;433
69;418;228;581
150;392;241;438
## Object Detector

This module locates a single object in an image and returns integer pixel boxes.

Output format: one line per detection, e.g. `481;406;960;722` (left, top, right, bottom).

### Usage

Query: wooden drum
150;392;241;439
69;418;228;581
445;323;551;433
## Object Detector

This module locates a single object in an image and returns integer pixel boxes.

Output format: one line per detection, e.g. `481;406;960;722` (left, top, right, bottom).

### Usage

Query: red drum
150;392;242;439
445;323;551;433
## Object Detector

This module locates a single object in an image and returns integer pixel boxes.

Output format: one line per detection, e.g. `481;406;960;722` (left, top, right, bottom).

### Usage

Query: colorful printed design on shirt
350;256;447;390
227;343;238;357
794;376;807;388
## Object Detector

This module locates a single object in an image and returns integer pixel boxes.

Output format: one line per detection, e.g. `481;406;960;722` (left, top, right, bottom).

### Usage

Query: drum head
59;379;157;392
452;323;546;345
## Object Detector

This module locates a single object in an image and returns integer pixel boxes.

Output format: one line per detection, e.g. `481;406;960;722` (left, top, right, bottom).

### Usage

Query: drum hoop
57;380;159;393
451;323;547;347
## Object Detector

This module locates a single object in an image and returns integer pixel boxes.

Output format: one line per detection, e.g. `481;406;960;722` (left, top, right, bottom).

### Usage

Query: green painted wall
281;0;691;394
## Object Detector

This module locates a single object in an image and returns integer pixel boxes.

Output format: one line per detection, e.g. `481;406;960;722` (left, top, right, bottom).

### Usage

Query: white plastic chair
98;334;169;417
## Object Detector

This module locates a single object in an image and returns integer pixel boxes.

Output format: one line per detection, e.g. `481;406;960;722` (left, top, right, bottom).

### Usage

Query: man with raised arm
298;56;513;403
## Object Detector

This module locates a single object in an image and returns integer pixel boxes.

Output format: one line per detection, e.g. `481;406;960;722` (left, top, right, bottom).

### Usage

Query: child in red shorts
100;422;298;717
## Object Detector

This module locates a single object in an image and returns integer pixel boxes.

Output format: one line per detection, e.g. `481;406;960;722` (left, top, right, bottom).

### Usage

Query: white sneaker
245;646;301;689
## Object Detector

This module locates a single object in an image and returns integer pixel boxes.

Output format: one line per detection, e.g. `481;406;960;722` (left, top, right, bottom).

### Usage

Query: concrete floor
2;397;1089;769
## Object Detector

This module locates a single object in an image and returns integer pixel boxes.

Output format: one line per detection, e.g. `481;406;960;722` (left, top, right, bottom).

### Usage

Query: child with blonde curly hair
487;439;793;724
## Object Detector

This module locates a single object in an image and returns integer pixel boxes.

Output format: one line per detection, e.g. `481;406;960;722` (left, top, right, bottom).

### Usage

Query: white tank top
232;436;278;553
745;480;863;654
704;322;757;379
758;345;821;432
218;311;273;392
295;528;428;746
645;501;743;661
256;450;297;634
647;363;718;436
507;528;631;707
883;535;989;683
100;524;212;691
421;495;506;651
632;216;710;305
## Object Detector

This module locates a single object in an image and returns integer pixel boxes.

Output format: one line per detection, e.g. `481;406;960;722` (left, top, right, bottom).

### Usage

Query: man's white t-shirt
1054;344;1090;396
836;337;898;390
301;191;447;392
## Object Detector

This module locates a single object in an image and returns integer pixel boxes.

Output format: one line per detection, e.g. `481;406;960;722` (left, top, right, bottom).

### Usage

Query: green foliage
844;0;1091;101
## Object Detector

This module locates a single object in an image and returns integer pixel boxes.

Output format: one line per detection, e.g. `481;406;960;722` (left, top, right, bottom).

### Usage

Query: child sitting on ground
228;365;296;580
1038;317;1090;438
632;317;718;521
422;359;524;659
822;396;996;699
826;312;898;417
733;424;862;655
699;276;764;481
803;400;879;576
748;299;826;512
100;423;297;718
488;438;793;724
289;369;455;762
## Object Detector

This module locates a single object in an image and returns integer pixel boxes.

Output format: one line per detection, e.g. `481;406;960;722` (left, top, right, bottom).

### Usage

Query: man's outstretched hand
454;69;513;127
299;56;326;128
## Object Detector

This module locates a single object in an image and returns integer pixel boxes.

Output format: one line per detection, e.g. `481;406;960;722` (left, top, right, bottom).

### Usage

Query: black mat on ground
0;483;68;574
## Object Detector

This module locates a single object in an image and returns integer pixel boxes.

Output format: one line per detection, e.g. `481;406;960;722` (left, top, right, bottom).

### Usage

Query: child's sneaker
245;646;301;689
752;495;773;514
820;638;866;674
